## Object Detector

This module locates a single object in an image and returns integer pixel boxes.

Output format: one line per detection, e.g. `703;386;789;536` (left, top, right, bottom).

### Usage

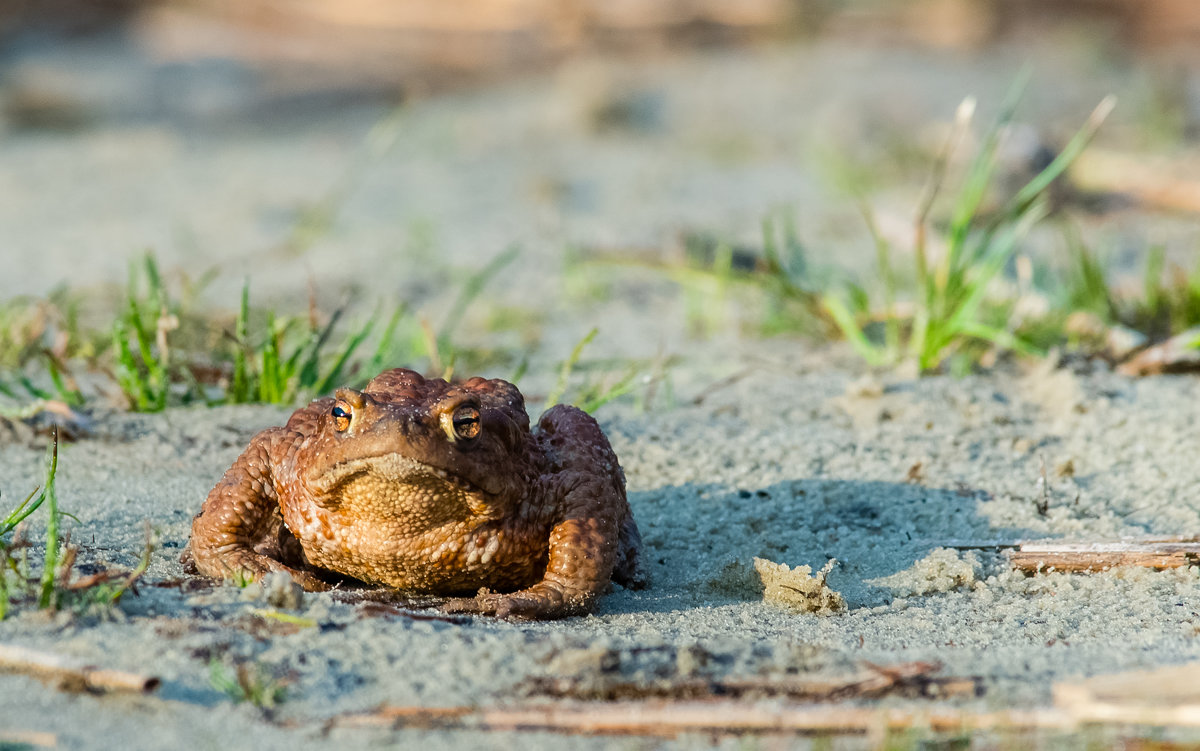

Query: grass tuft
546;328;653;412
823;84;1115;373
209;658;289;711
0;428;59;619
1;430;154;619
1053;225;1200;351
61;526;155;617
225;282;384;405
111;254;183;411
668;211;832;338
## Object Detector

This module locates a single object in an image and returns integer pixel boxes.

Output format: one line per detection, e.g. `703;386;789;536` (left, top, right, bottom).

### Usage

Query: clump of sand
753;557;845;614
867;547;980;597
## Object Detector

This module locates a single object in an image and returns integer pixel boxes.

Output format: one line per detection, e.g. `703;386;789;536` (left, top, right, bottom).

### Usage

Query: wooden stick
64;569;127;591
0;730;56;747
333;701;1075;736
1071;149;1200;214
0;644;160;694
527;661;979;702
1008;540;1200;573
1055;662;1200;727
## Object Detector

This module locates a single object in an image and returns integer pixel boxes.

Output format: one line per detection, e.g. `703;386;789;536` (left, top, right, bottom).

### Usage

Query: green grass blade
439;245;520;344
260;313;281;403
231;280;252;403
1062;223;1114;320
143;252;165;309
1007;96;1116;217
857;201;900;358
944;68;1031;276
1143;244;1166;315
112;320;148;410
296;308;345;390
821;295;888;367
508;353;530;385
0;546;8;620
44;356;83;407
127;297;166;410
546;328;597;407
579;369;640;413
971;96;1115;271
250;609;317;628
17;375;52;402
761;214;780;273
954;320;1042;357
2;485;44;538
363;306;407;376
36;428;59;609
314;318;375;394
942;202;1047;341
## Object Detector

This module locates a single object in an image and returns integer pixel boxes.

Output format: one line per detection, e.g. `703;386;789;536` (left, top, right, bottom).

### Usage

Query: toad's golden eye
449;405;481;442
331;403;352;432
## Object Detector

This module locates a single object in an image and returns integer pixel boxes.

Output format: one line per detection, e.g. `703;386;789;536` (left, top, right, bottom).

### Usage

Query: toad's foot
442;584;595;620
184;544;333;592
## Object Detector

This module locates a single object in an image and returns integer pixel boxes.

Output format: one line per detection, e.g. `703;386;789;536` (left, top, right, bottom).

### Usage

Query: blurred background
4;0;1200;403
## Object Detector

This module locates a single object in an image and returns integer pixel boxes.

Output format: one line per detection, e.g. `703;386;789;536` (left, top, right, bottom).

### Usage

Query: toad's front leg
444;511;621;619
184;430;329;591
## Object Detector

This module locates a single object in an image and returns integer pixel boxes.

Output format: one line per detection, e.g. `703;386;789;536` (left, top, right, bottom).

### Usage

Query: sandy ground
3;353;1200;749
3;32;1200;749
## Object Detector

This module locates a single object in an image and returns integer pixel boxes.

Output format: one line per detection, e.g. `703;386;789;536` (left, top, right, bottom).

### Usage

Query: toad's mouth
310;453;485;497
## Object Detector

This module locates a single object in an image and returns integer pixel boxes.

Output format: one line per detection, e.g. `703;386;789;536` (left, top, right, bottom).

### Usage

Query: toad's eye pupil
452;408;481;439
332;406;349;420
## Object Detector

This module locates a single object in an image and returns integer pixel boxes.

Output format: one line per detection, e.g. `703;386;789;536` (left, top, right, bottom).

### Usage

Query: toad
184;368;644;619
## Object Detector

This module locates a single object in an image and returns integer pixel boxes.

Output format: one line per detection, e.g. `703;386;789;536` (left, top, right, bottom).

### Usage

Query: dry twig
332;700;1072;736
525;661;978;702
1008;539;1200;573
331;660;1200;737
0;730;56;748
0;643;160;694
1055;661;1200;727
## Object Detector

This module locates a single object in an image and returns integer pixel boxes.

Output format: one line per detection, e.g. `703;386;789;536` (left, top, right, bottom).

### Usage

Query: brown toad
185;368;644;619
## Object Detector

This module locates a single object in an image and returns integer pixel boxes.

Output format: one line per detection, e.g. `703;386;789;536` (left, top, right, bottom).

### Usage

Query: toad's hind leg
184;431;329;591
445;404;640;619
613;514;647;590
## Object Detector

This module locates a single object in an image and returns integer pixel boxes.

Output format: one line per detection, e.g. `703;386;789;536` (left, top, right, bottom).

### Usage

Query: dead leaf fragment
1118;327;1200;376
905;461;925;484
